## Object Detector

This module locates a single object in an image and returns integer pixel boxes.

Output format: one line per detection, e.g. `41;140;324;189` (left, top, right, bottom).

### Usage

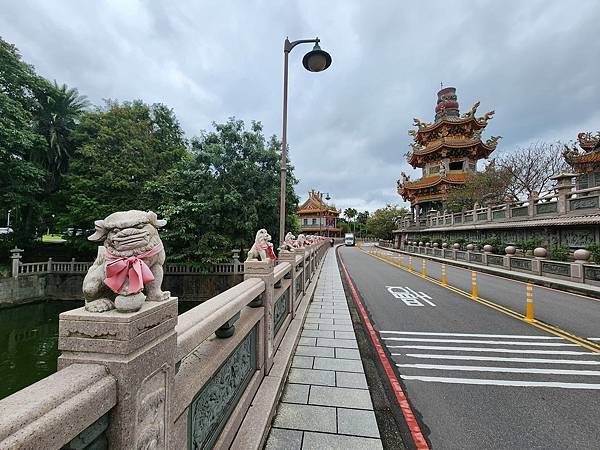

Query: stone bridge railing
378;240;600;287
0;240;328;449
398;185;600;231
9;248;245;278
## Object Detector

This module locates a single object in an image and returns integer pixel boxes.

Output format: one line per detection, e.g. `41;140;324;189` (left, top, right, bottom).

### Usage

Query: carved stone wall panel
510;258;532;271
584;265;600;281
535;203;558;215
560;228;595;248
541;261;570;277
469;253;483;263
492;210;506;220
188;326;257;450
569;196;599;211
487;255;504;266
295;275;302;299
135;366;168;450
477;213;487;221
61;413;109;450
274;288;290;335
455;251;467;261
511;206;528;217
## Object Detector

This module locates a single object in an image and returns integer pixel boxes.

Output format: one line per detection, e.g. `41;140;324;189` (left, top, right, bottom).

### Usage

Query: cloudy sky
2;0;599;212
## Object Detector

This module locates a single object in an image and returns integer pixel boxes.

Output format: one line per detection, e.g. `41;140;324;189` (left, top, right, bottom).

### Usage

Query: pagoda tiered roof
297;190;339;215
563;131;600;172
408;136;498;167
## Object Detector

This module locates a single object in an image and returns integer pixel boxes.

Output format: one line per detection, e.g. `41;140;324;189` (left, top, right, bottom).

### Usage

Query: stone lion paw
85;299;115;312
148;291;170;302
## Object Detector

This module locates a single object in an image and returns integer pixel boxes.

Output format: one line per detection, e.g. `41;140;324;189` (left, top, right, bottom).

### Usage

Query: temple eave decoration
397;87;499;217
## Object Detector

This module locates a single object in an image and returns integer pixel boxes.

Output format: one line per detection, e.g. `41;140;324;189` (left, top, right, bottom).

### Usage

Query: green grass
41;234;66;244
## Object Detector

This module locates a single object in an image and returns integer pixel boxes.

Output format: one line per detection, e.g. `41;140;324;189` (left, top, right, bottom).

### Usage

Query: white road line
396;363;600;376
395;353;600;365
382;337;577;346
380;331;562;339
386;345;595;355
400;375;600;389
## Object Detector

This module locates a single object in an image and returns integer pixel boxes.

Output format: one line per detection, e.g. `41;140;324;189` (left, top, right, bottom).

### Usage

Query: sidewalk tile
313;357;364;373
337;409;380;438
303;323;318;330
266;428;303;450
305;317;334;324
320;313;351;320
334;319;353;325
282;383;310;404
309;386;373;410
288;368;335;386
298;337;316;346
273;403;337;433
292;356;313;369
335;348;361;360
317;338;358;349
336;372;368;389
302;329;335;338
302;432;383;450
319;323;354;332
295;345;335;358
334;331;356;340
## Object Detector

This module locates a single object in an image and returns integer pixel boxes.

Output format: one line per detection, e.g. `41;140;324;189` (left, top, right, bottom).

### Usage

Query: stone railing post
570;249;590;283
528;193;538;217
278;250;297;317
10;247;23;278
58;297;179;449
70;257;76;273
47;257;53;273
244;258;275;372
232;249;241;275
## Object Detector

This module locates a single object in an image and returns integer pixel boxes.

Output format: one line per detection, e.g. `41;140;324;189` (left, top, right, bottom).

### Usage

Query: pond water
0;299;200;400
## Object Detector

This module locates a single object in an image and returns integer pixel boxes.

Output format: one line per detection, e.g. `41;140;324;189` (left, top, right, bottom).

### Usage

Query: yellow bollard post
525;282;535;322
421;259;427;278
471;271;478;299
409;255;413;272
441;263;447;286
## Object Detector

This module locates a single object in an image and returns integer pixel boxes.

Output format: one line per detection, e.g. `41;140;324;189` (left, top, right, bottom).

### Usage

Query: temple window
449;160;464;171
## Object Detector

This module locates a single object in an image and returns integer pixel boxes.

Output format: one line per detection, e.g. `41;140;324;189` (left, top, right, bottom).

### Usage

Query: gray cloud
2;0;598;212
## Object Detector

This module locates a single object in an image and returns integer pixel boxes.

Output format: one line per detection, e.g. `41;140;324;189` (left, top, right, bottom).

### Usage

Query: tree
343;208;358;233
36;81;88;194
496;142;569;199
0;38;48;242
366;205;409;239
446;163;514;212
146;118;300;265
60;100;187;237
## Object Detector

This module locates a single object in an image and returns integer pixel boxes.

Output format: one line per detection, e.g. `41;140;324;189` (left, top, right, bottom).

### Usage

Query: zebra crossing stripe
379;331;562;339
396;363;600;376
382;337;577;346
396;353;600;365
400;375;600;389
386;345;594;355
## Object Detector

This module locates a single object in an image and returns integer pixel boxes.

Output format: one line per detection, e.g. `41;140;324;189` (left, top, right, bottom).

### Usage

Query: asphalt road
339;245;600;450
375;248;600;339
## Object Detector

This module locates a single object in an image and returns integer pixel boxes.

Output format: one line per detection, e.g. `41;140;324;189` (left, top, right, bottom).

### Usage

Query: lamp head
302;43;332;72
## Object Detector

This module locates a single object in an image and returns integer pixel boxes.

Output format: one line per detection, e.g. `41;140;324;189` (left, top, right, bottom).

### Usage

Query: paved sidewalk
265;248;383;449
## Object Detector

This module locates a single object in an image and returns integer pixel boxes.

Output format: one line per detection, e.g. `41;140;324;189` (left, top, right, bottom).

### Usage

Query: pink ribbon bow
256;242;276;260
104;243;163;293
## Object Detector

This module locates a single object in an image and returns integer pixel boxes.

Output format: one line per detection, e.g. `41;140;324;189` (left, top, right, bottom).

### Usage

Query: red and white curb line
339;257;430;450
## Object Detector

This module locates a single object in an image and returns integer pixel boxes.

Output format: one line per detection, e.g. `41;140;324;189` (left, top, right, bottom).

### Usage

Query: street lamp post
279;37;332;245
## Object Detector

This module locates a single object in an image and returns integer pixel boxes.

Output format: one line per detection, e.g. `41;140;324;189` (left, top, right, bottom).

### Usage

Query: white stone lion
279;232;296;252
83;210;170;313
246;229;276;261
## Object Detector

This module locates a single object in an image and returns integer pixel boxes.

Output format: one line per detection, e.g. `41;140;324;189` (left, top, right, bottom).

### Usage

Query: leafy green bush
418;236;431;244
549;245;570;262
587;244;600;264
516;238;544;255
480;236;506;254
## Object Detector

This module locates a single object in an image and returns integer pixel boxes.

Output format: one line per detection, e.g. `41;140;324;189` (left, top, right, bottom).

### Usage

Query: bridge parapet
0;231;329;450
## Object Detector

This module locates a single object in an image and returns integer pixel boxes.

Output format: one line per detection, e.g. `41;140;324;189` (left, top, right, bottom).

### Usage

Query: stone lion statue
246;228;276;261
83;210;170;313
296;234;307;247
279;232;296;252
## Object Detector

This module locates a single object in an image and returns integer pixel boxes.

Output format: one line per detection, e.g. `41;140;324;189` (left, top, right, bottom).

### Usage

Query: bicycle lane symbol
386;286;436;307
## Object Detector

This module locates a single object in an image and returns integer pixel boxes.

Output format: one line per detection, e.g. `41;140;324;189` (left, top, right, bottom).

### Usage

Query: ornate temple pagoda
397;87;500;219
563;131;600;189
296;190;341;237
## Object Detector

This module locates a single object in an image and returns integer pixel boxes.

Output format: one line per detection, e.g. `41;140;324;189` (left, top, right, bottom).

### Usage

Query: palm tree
344;208;358;233
37;81;88;193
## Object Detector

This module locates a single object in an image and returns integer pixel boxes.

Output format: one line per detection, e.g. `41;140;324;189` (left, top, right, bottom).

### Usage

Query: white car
0;227;13;235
